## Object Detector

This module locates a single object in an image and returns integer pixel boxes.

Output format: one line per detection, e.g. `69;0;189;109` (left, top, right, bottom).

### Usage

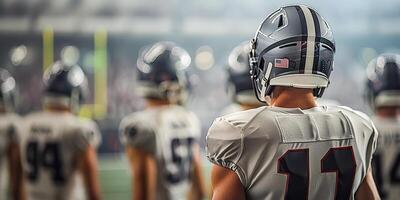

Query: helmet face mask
249;5;335;103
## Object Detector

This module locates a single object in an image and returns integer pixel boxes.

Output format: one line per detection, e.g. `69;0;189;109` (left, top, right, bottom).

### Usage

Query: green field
98;154;212;200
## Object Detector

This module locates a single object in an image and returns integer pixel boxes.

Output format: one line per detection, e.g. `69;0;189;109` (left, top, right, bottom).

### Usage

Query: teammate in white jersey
366;54;400;199
120;42;205;200
207;5;380;200
0;69;24;200
222;42;264;115
20;62;101;200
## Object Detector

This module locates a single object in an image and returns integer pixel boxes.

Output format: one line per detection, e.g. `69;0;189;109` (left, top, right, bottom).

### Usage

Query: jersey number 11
278;146;356;200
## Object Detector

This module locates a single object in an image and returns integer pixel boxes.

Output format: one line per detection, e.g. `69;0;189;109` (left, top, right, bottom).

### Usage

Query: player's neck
376;106;398;119
146;98;171;108
270;87;317;109
43;104;72;113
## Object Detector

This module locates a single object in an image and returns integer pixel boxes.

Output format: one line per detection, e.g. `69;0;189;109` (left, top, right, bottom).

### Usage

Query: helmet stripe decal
300;5;316;74
295;6;307;73
310;9;321;74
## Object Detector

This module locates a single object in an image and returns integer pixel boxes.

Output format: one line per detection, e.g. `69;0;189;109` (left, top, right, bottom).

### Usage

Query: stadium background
1;0;400;199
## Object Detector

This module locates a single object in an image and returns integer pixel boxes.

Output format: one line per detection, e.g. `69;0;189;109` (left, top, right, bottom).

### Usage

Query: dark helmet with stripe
43;61;88;108
227;41;260;105
366;54;400;108
249;5;335;102
0;69;17;112
136;41;191;104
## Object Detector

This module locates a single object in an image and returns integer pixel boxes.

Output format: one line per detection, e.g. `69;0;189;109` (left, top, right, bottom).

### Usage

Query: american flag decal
274;58;289;68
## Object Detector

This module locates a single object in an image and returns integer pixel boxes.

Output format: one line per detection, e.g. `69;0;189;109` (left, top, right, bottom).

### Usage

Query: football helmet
136;41;191;104
0;69;17;112
43;61;88;109
366;54;400;108
227;41;261;105
249;5;335;102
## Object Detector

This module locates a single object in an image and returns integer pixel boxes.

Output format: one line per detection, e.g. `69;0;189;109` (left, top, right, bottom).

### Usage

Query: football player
206;5;380;200
222;42;264;115
20;61;101;200
0;69;24;200
119;42;206;200
366;54;400;199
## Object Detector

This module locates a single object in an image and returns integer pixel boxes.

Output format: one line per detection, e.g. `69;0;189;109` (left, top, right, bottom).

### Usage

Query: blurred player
206;5;380;200
0;69;24;200
222;42;264;115
366;54;400;199
120;42;206;200
20;62;101;200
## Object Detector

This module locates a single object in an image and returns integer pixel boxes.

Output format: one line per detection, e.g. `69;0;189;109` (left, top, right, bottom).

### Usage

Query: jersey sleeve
366;120;379;168
82;119;102;148
206;117;246;184
71;125;97;153
119;114;157;155
338;106;379;170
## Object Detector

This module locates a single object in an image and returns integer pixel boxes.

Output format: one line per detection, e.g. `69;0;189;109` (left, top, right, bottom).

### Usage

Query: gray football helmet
227;41;260;105
136;41;191;104
366;54;400;108
249;5;335;102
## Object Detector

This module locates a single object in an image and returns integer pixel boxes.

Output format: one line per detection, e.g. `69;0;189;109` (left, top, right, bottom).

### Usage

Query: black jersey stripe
310;9;321;74
295;6;308;73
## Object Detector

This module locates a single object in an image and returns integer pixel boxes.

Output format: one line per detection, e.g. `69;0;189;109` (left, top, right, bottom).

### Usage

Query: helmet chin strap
260;62;273;102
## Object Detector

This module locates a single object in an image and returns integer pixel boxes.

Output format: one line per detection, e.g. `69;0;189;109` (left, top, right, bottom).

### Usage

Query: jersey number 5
166;137;194;184
26;141;65;185
277;146;356;200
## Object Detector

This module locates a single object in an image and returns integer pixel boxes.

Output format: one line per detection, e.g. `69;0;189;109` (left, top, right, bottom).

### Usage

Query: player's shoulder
120;110;150;129
327;105;374;128
171;105;200;123
77;117;99;130
26;111;88;131
207;106;267;142
0;112;21;123
206;107;268;179
217;106;267;129
119;109;158;140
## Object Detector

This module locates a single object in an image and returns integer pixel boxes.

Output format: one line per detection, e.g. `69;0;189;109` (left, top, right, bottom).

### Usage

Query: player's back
120;105;201;200
20;111;96;200
207;106;377;200
372;116;400;199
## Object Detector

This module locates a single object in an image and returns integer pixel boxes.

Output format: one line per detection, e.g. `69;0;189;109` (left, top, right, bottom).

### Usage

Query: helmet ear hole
278;15;284;28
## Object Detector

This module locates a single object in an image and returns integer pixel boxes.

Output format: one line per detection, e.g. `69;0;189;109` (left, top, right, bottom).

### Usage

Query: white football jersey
20;111;101;200
120;105;201;200
372;116;400;200
0;113;20;199
207;106;378;200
